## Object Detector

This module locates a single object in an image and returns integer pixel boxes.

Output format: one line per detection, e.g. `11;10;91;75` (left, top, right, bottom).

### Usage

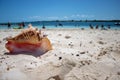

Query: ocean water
0;21;120;30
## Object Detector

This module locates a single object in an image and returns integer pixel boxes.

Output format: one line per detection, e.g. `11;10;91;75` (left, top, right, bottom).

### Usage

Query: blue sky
0;0;120;22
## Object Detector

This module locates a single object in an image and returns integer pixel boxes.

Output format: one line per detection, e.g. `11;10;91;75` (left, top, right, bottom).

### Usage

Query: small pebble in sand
89;41;92;44
80;43;82;47
98;51;107;57
80;61;85;65
27;68;33;70
68;42;74;48
98;41;104;44
68;43;71;46
58;34;62;36
54;54;57;56
76;54;79;56
65;35;71;39
105;76;109;80
6;56;9;58
84;60;90;65
68;43;74;48
58;57;62;60
80;52;85;54
48;75;61;80
71;53;74;55
117;72;120;75
0;40;1;43
7;67;10;71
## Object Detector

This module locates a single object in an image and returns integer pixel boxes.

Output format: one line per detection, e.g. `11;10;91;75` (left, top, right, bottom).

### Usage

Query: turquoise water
0;21;120;30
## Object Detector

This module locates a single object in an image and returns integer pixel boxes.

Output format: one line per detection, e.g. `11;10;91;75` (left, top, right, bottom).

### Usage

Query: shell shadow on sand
4;50;48;57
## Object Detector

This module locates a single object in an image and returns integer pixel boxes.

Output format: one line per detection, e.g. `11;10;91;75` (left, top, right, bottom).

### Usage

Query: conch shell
5;24;52;55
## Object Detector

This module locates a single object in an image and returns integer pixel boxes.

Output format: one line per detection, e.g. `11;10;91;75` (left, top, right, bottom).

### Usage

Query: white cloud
47;16;59;19
80;14;87;18
29;16;41;19
70;14;95;19
26;14;95;21
63;16;68;19
76;14;80;17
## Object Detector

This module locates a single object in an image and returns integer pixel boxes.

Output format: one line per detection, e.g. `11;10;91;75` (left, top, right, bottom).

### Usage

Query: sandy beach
0;29;120;80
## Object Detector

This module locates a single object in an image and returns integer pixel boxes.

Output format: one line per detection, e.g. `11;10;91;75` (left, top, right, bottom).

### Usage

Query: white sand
0;29;120;80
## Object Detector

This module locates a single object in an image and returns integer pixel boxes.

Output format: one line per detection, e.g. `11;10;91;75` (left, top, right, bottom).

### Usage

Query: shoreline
0;28;120;31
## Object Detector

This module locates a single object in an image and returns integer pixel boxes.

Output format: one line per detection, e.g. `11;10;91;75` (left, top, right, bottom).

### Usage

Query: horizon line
0;19;120;24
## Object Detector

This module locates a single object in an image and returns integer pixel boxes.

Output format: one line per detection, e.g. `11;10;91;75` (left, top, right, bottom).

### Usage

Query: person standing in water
8;22;11;29
42;24;46;29
22;22;25;28
89;24;93;29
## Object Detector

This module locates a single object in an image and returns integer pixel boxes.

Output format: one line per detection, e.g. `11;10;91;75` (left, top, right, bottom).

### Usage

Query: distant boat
114;22;120;25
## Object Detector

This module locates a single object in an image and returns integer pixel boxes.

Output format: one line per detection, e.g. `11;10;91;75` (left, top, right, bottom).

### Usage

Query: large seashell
5;25;52;55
